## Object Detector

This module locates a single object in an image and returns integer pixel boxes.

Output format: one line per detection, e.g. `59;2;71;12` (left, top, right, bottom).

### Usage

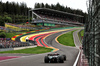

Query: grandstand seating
38;14;79;23
32;8;83;26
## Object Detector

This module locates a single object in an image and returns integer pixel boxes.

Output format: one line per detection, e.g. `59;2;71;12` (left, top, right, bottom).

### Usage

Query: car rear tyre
44;56;49;63
59;56;64;63
62;55;66;61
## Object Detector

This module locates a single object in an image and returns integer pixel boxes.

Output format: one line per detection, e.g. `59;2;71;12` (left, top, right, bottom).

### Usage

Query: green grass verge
5;32;24;38
0;31;30;38
57;30;76;47
80;30;84;36
78;29;84;43
0;46;53;54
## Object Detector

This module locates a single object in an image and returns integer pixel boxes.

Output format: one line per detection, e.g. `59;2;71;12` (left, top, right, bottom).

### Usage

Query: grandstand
30;8;83;27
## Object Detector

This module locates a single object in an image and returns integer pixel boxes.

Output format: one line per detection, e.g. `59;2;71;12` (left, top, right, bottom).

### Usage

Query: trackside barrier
73;47;89;66
73;50;81;66
73;30;81;66
0;46;37;52
73;30;88;66
75;47;89;66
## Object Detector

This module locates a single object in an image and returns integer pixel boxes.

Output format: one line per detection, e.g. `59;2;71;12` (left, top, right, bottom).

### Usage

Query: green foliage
57;30;76;46
0;2;3;14
0;13;12;26
0;31;28;38
0;32;6;38
35;3;40;8
5;32;19;38
41;3;44;8
0;16;4;26
1;1;29;15
0;46;53;54
4;16;12;23
80;30;84;36
45;3;51;8
0;1;30;24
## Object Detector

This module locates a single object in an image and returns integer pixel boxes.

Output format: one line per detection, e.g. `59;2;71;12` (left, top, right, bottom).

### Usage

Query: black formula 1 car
44;53;66;63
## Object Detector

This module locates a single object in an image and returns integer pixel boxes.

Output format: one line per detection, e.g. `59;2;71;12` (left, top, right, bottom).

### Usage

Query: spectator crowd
0;38;31;48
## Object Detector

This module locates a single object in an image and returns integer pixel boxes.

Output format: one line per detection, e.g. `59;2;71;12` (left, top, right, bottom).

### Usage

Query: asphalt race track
0;28;79;66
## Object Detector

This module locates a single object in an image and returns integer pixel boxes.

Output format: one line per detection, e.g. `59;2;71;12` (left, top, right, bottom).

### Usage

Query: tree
51;4;55;9
0;16;4;26
4;13;12;23
34;3;40;8
0;2;3;14
41;3;44;8
45;3;50;8
55;3;60;10
16;3;20;15
0;33;6;38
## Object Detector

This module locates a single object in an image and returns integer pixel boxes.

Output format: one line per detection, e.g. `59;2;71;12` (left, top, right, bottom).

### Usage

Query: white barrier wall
0;46;37;52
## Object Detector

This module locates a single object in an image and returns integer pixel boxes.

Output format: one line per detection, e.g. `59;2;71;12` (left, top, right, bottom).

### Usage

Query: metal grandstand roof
32;8;84;17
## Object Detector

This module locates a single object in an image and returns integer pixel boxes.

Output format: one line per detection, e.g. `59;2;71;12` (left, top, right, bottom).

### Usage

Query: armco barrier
73;29;88;66
73;51;81;66
73;30;82;66
0;46;37;52
76;47;89;66
0;48;14;52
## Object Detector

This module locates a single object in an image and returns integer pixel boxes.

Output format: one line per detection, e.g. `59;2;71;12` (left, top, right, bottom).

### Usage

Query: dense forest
0;1;87;26
0;1;31;26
